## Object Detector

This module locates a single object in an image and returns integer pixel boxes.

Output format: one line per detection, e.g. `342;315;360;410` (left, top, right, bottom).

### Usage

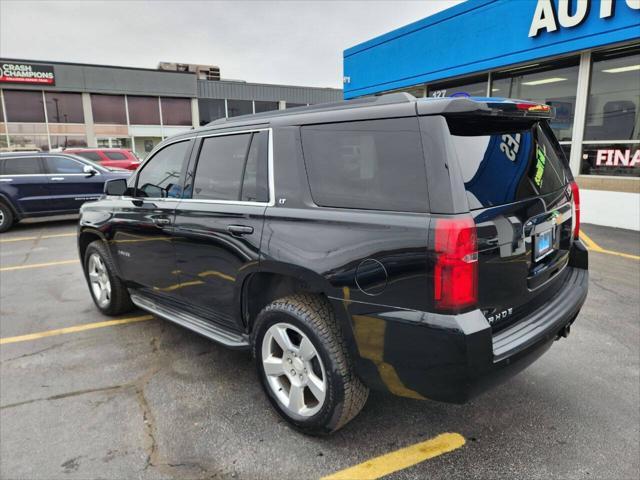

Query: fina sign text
529;0;640;37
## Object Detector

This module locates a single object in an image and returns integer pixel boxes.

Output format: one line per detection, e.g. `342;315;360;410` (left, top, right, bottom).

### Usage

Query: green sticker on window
534;145;546;188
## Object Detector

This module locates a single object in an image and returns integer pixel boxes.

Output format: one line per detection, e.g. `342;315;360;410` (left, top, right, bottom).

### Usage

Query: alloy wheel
261;322;327;417
88;253;111;308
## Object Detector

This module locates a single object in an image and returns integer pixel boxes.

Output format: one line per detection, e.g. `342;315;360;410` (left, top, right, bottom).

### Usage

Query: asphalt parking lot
1;218;639;480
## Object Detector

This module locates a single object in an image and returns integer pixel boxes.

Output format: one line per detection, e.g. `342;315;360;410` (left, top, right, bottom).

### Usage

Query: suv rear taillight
434;217;478;312
570;181;580;240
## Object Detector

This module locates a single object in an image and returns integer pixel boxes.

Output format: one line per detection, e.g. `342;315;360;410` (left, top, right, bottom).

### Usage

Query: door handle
227;225;254;235
153;217;171;226
51;177;65;181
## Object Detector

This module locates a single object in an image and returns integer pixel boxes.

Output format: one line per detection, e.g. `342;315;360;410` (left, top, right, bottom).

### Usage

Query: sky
0;0;463;89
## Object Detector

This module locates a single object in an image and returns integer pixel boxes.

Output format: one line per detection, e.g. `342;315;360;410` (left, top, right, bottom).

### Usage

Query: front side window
192;133;252;200
136;140;190;198
44;156;86;174
1;156;43;175
301;118;428;212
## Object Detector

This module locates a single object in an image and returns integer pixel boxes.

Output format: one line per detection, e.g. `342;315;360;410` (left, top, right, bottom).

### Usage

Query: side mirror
104;178;128;196
83;165;98;177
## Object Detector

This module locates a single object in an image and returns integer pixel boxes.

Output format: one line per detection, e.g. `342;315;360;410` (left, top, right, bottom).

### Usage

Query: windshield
447;118;569;210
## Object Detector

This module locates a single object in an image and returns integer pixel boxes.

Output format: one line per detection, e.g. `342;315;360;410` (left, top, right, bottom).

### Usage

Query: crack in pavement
0;384;127;410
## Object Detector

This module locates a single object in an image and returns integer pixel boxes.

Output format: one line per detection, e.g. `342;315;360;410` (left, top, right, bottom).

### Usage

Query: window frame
180;127;274;207
0;155;45;176
132;137;195;200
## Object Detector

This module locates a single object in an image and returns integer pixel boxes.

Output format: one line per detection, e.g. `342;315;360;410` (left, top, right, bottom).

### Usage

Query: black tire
83;240;134;316
252;293;369;435
0;202;15;233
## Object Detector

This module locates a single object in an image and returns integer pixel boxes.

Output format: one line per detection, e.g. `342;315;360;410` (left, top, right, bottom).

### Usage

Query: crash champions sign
0;62;55;85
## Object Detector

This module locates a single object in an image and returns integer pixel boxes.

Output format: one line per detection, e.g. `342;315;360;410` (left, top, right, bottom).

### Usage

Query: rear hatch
445;106;576;332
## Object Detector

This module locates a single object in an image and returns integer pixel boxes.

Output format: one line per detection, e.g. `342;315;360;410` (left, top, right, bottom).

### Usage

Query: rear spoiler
416;97;555;119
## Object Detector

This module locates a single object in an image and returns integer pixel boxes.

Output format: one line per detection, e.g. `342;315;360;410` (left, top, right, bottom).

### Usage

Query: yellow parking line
0;232;76;243
321;432;465;480
0;315;155;345
580;231;640;261
0;259;79;272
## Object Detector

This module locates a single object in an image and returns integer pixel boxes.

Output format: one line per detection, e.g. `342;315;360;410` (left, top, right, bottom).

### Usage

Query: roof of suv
188;93;554;139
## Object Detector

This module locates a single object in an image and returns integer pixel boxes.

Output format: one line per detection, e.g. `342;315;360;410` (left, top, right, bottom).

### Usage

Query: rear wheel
0;203;15;233
83;240;134;315
252;294;368;435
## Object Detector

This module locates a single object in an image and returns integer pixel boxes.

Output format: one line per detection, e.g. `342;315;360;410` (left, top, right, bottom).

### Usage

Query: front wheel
83;240;134;316
252;294;369;435
0;203;15;233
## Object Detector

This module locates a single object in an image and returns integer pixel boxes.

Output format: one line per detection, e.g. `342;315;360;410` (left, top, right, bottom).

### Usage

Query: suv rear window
1;156;43;175
447;118;570;209
104;151;127;160
301;118;428;212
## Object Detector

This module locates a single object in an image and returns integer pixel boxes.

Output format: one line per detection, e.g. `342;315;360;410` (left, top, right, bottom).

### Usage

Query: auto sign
0;62;55;85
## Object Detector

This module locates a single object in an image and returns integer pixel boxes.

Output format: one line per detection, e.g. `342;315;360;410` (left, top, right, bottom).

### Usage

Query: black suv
78;94;588;435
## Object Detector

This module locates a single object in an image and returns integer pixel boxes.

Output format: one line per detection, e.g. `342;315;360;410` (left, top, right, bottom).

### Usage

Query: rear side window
105;151;127;160
75;151;103;162
191;131;269;202
1;157;43;175
301;118;428;212
447;118;569;209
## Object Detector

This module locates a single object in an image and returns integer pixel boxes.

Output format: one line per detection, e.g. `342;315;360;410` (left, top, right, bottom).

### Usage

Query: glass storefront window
3;90;46;123
91;94;127;124
492;60;579;142
580;144;639;177
161;97;191;126
254;101;279;113
584;47;639;142
227;100;253;117
45;92;84;123
285;102;307;109
128;96;160;125
198;99;226;125
0;135;7;151
8;135;49;151
428;76;487;99
384;85;426;98
50;135;87;149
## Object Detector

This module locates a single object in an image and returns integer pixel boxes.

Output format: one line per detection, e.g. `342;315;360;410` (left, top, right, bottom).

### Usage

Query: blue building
343;0;640;230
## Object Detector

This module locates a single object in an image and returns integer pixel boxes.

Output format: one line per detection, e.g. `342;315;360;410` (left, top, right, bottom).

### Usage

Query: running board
130;293;249;349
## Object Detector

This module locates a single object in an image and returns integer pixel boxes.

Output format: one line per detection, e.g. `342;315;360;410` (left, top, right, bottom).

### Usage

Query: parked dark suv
0;152;130;232
78;94;588;435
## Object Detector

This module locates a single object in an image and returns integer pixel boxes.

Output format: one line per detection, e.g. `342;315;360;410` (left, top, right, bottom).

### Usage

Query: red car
65;148;141;171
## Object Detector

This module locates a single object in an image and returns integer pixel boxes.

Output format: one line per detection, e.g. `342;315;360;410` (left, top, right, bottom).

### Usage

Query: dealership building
343;0;640;230
0;58;341;158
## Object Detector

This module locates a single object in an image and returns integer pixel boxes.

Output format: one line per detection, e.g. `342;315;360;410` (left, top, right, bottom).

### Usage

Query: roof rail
207;92;416;126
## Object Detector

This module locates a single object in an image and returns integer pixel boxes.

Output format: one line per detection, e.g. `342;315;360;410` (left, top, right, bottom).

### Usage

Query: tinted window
136;141;190;198
45;92;84;123
3;90;45;122
301;118;428;212
91;94;126;124
2;157;43;175
193;134;251;200
227;100;252;117
254;101;279;113
128;96;160;125
105;151;127;160
75;151;103;162
161;98;191;126
45;156;86;174
198;99;226;125
447;118;569;210
241;131;269;202
286;103;306;109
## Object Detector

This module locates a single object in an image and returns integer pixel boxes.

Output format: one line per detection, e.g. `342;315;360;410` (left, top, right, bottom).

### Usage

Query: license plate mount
534;228;554;262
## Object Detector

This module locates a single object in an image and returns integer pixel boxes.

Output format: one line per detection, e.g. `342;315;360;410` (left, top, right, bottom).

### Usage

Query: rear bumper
348;254;588;403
